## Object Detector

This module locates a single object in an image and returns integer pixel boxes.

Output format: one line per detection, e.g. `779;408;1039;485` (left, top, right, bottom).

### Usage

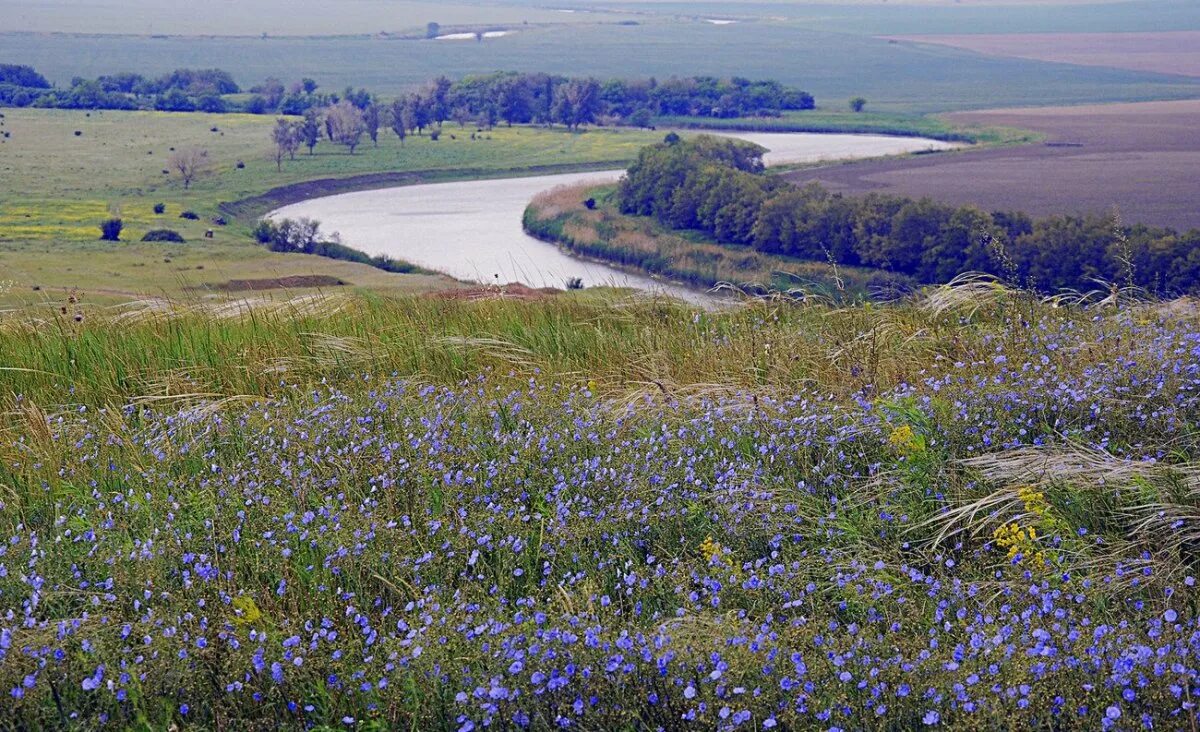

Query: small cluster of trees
619;135;1200;294
252;217;425;273
270;101;373;162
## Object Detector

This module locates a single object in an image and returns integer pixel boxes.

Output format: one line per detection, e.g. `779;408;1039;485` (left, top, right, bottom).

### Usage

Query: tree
408;94;431;135
272;118;301;171
629;108;653;129
426;22;441;39
252;78;286;110
301;78;319;94
428;76;453;128
325;101;366;154
497;77;532;126
300;109;322;155
552;78;602;131
850;97;867;113
389;99;410;145
363;102;383;147
168;148;209;189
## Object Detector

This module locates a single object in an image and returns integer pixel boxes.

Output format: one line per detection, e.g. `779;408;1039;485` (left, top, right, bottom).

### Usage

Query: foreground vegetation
2;285;1200;729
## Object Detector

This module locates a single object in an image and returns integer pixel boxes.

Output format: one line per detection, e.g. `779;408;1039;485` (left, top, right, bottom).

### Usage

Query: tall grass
4;287;1200;729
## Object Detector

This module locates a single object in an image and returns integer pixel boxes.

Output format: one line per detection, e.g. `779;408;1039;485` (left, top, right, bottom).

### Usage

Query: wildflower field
3;284;1200;730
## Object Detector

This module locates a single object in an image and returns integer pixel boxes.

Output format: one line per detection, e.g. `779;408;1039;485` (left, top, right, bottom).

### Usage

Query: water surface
271;132;960;300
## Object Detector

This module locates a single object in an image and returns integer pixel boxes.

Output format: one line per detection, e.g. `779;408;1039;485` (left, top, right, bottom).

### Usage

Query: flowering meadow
3;286;1200;729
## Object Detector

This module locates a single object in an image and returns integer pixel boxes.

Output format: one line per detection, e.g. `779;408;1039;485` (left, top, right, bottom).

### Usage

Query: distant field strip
888;31;1200;78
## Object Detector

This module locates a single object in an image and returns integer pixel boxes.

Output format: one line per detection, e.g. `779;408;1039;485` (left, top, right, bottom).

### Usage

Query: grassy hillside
2;286;1200;728
0;108;670;304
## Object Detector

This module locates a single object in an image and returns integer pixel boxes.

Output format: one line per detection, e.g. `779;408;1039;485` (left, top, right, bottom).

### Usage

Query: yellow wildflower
700;536;723;564
888;425;924;455
232;596;263;626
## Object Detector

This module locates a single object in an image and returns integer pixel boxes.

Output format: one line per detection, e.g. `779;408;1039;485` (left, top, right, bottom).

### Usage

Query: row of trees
425;72;815;128
619;135;1200;294
1;63;817;128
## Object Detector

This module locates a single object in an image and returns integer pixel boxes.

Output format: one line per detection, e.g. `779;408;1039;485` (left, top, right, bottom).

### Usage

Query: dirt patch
888;32;1200;78
205;275;349;292
783;100;1200;231
429;282;561;302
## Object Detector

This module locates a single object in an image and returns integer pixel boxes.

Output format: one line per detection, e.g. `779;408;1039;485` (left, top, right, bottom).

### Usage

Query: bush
98;218;123;241
179;211;200;220
141;229;186;243
153;203;166;214
252;219;277;244
565;276;585;290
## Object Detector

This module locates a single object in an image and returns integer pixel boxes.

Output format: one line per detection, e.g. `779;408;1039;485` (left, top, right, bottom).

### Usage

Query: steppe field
786;99;1200;230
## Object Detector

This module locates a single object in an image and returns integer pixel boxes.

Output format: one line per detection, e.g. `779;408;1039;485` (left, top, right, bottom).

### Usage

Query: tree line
0;64;815;128
618;135;1200;295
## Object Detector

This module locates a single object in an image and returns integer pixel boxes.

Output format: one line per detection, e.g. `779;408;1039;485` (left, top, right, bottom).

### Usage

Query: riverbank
523;183;912;298
0;107;1009;306
268;131;961;298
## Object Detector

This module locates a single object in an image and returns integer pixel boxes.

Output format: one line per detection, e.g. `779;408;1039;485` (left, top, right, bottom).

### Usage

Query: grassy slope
3;289;1200;729
0;108;670;305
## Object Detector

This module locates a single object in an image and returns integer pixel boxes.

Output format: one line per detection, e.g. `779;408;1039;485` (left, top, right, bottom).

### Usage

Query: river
269;132;961;301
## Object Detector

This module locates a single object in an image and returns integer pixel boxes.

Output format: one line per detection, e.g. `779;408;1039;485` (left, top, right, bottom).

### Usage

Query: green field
4;17;1199;113
0;108;676;305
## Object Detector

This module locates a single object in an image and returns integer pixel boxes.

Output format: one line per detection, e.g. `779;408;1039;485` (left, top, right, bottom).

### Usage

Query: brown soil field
429;282;562;302
783;100;1200;231
887;32;1200;78
206;275;349;292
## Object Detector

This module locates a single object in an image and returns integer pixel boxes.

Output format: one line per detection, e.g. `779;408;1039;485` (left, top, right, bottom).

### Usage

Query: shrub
252;219;277;244
565;276;585;290
153;202;166;214
141;229;186;243
98;218;123;241
211;216;227;226
179;211;200;220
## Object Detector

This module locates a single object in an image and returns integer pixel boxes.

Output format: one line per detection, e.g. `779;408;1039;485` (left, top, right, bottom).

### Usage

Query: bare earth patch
887;32;1200;78
784;100;1200;231
205;275;349;292
429;283;561;302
